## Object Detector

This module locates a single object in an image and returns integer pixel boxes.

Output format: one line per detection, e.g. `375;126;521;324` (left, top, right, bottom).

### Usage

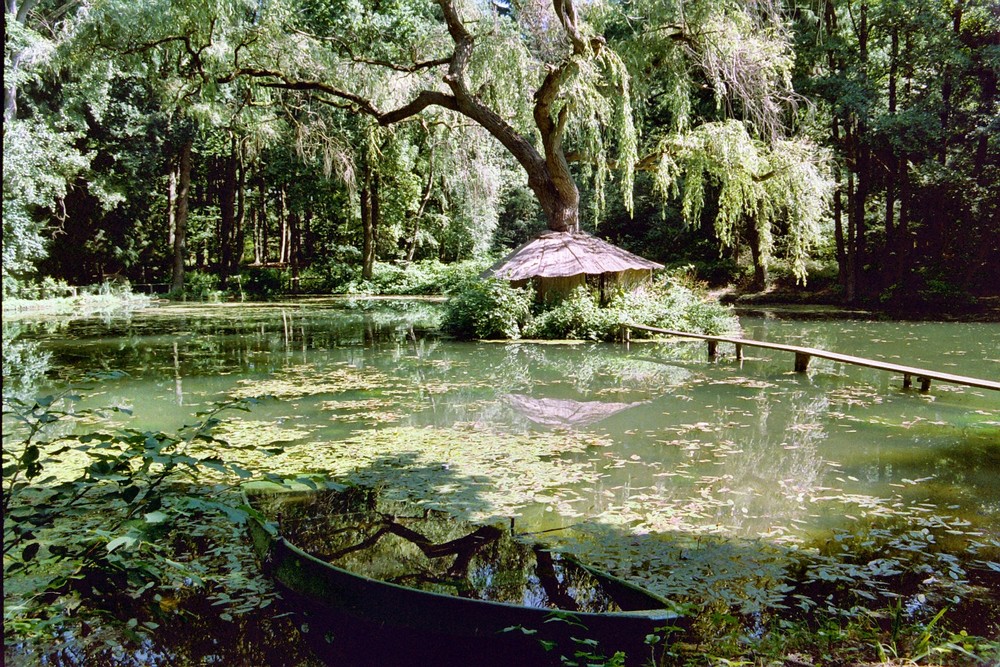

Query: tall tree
232;0;639;233
3;0;90;291
793;0;998;304
226;0;830;284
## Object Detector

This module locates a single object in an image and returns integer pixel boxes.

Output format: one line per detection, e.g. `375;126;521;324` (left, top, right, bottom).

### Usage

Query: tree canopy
3;0;996;306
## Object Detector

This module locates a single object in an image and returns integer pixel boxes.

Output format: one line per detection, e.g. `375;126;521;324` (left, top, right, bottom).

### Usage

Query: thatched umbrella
484;231;663;301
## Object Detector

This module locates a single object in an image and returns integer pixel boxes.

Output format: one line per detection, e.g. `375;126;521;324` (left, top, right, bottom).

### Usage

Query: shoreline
713;285;1000;322
4;288;998;323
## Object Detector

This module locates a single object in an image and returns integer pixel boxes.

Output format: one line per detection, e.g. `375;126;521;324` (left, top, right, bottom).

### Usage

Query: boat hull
246;491;679;666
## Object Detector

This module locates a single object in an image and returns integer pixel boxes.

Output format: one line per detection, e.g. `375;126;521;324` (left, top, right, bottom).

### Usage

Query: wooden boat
244;482;682;666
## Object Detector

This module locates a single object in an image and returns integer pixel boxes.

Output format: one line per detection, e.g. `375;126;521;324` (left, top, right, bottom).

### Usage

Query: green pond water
4;298;1000;659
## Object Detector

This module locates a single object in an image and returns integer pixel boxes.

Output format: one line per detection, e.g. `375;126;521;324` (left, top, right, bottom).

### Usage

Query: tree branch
225;67;385;118
290;29;451;73
378;90;459;125
553;0;588;55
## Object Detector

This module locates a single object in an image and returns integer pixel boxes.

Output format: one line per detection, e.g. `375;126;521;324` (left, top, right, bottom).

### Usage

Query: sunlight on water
5;299;999;621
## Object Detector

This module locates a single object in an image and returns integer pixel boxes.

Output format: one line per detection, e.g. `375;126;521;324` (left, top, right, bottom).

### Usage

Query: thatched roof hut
484;231;663;302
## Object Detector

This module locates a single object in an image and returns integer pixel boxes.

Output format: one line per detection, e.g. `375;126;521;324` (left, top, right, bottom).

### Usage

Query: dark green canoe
244;483;682;666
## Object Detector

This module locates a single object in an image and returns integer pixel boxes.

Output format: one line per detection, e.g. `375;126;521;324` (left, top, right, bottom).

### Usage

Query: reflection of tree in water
489;344;692;398
572;380;833;544
8;303;443;391
254;484;624;613
2;321;53;401
701;389;831;535
420;344;691;431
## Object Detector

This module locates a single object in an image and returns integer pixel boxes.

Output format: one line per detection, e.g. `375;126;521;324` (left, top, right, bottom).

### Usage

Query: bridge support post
707;341;718;359
903;373;912;389
918;376;931;392
734;343;743;360
794;352;811;372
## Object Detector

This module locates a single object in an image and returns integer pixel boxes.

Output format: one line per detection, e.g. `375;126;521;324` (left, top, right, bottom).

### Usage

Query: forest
4;0;997;310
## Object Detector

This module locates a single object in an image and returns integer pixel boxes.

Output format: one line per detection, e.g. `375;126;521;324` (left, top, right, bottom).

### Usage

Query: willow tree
233;0;831;285
234;0;638;234
601;0;834;285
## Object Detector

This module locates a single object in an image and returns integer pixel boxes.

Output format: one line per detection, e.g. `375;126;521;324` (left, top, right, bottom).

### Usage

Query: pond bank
713;281;1000;322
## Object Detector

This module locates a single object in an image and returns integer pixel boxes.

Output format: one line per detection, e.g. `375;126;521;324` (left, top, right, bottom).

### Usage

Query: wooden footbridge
623;324;1000;394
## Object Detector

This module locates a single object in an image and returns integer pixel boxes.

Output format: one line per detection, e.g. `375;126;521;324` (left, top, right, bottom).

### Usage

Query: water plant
2;382;294;661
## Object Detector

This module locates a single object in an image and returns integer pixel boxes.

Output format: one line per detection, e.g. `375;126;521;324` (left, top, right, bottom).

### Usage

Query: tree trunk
746;219;768;289
848;3;870;302
255;180;268;264
219;133;237;282
167;166;177;248
252;193;263;265
278;186;289;265
939;5;963;163
4;51;23;125
531;64;582;232
233;142;246;275
290;210;301;292
883;25;899;290
845;167;856;303
851;133;869;301
361;167;379;281
831;119;847;291
825;0;848;293
303;207;314;260
896;161;911;289
408;155;435;261
971;36;996;183
170;138;193;293
3;1;40;125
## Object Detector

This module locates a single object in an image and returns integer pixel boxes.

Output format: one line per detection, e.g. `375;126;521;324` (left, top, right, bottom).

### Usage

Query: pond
4;298;999;662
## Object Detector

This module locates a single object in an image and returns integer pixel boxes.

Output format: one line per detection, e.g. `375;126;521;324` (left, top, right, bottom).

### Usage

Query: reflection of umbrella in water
505;394;646;428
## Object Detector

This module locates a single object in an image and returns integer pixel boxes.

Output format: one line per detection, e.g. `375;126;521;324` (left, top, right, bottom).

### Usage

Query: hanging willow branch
225;0;642;232
652;120;833;283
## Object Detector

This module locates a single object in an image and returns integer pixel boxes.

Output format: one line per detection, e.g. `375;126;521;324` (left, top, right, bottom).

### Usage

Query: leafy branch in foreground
2;384;272;642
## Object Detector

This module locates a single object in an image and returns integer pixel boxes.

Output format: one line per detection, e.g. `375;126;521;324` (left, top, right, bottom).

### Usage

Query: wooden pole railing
622;324;1000;394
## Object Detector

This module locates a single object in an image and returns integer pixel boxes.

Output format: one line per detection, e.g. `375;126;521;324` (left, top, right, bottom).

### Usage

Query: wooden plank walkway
624;324;1000;393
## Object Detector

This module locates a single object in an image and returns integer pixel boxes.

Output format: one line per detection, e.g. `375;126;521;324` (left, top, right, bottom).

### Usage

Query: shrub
445;273;738;341
348;258;496;296
240;268;283;300
3;389;272;655
436;257;496;294
524;286;621;341
610;277;738;337
183;270;223;301
442;278;534;340
39;276;75;299
298;246;363;294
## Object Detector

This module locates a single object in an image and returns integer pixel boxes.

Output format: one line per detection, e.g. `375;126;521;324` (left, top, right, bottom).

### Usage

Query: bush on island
444;274;738;341
441;278;534;340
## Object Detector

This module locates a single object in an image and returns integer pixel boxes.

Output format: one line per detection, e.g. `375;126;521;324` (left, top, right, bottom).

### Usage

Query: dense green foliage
1;388;283;656
444;273;739;341
442;278;535;340
789;0;999;306
310;257;495;297
5;0;992;308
